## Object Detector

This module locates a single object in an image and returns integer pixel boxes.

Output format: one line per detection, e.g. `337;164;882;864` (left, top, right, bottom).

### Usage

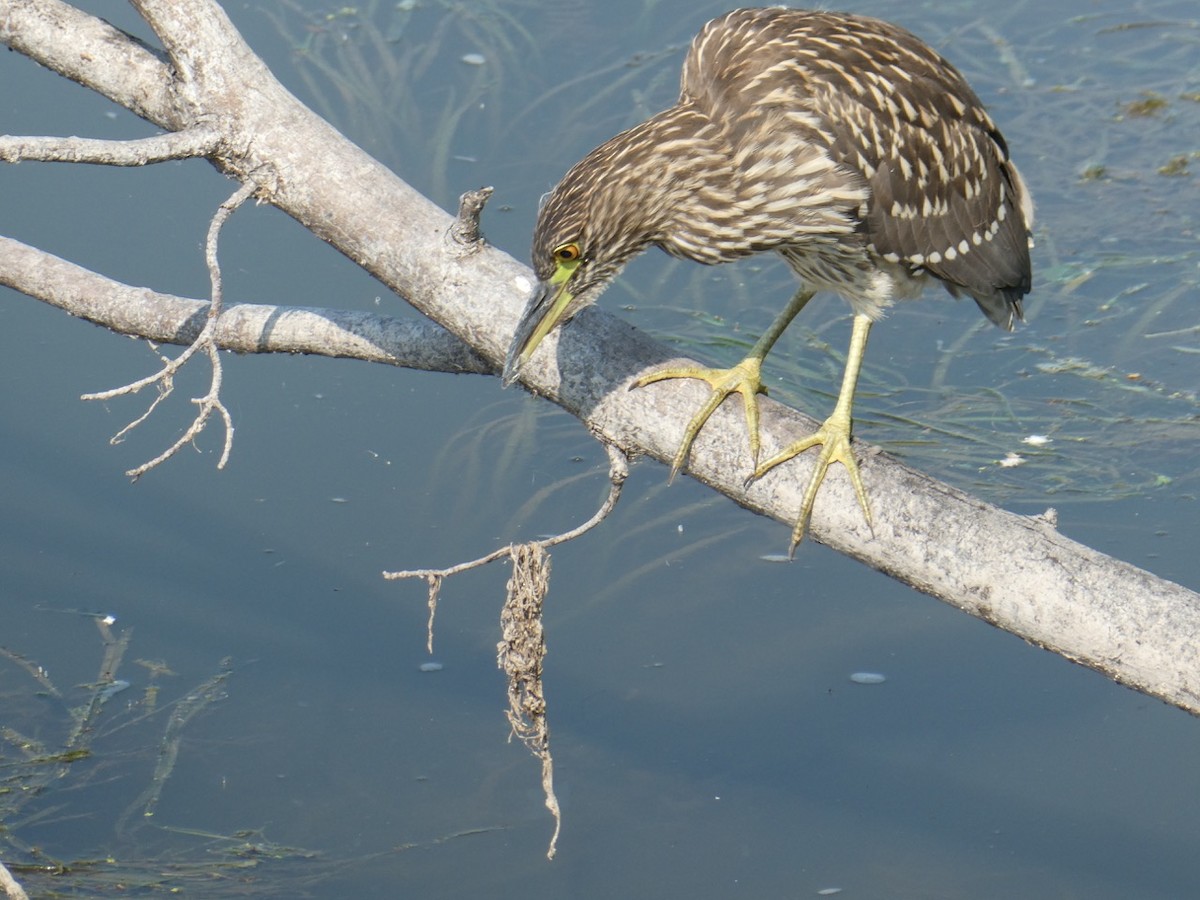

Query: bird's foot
751;408;872;554
633;357;766;481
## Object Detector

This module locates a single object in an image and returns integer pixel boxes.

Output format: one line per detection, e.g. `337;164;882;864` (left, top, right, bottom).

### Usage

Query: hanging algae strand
498;543;561;859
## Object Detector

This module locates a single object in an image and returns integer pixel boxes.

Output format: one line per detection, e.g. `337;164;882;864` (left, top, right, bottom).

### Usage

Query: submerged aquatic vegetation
267;0;544;206
266;1;685;207
0;619;302;897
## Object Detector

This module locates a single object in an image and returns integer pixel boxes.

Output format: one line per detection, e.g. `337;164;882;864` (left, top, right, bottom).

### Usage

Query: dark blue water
2;1;1197;897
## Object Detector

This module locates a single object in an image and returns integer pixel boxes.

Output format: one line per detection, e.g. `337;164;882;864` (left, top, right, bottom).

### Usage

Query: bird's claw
633;357;767;481
752;412;873;554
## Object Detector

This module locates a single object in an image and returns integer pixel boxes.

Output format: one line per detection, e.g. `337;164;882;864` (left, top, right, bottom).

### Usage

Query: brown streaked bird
503;7;1033;551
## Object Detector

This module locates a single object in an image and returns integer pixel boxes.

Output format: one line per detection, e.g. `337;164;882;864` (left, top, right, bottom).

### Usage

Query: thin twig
82;180;256;477
384;442;628;652
382;442;629;585
538;442;630;548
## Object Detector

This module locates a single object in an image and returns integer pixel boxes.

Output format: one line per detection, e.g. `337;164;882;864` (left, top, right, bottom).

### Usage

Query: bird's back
679;8;1033;326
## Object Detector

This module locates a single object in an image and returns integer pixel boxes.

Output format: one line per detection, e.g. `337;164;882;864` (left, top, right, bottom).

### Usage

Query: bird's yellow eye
554;243;582;262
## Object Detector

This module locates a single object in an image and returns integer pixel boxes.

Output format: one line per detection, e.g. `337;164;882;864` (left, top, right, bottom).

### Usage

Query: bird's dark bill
502;278;574;386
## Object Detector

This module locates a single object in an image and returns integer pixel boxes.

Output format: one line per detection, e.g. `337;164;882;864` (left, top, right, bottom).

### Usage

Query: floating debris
998;453;1026;468
1122;92;1167;117
461;53;486;66
419;661;444;673
1158;155;1191;177
1022;434;1051;446
1034;357;1110;379
98;679;131;702
759;553;792;563
817;890;844;897
849;672;886;685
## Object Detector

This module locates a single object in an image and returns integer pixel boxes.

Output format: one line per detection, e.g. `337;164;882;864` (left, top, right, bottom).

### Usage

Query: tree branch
0;235;490;373
0;128;221;164
0;0;177;126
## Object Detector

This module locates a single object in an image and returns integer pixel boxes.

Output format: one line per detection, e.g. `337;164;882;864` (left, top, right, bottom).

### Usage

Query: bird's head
501;142;660;386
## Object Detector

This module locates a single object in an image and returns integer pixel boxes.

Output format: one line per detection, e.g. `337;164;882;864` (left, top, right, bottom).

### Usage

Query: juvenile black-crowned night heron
503;7;1033;550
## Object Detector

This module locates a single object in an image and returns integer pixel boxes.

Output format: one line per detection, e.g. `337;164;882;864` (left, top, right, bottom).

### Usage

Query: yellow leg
752;313;874;553
633;288;816;481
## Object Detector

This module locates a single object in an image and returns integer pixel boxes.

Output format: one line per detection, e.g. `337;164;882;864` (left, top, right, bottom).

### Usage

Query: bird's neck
585;103;728;263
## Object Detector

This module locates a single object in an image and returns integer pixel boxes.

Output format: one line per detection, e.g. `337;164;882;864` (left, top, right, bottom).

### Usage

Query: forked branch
384;442;630;652
81;181;256;477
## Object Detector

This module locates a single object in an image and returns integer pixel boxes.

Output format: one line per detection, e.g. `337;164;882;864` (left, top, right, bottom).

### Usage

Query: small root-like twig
384;442;630;858
383;442;629;646
82;180;257;477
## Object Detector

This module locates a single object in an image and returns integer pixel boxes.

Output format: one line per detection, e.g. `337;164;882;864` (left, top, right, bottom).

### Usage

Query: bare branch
0;0;177;127
81;181;257;477
382;444;628;862
384;444;630;586
0;128;221;164
110;342;233;478
540;442;630;547
0;236;491;373
206;180;257;317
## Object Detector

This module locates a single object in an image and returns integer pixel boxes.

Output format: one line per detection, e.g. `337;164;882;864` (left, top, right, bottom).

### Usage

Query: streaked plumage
504;7;1033;549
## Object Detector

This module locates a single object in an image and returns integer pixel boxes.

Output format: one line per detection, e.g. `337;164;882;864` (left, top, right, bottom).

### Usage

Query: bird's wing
683;9;1032;324
796;16;1033;320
